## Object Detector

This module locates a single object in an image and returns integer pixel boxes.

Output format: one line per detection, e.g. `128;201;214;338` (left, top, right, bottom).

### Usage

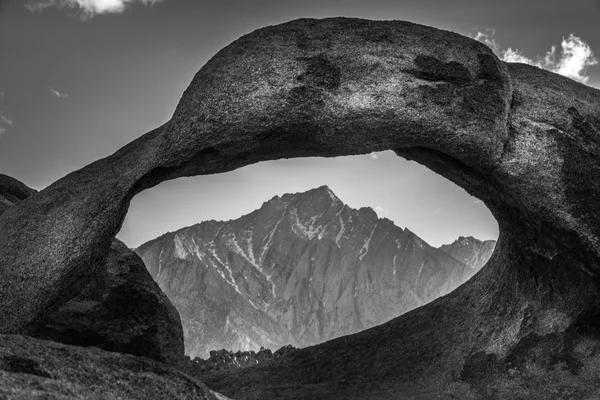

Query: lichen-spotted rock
1;18;600;399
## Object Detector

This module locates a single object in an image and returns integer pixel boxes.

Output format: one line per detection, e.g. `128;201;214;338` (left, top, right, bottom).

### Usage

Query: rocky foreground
1;17;599;400
137;185;494;358
0;335;229;400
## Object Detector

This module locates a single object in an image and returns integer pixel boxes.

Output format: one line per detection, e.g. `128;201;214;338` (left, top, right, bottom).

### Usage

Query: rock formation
33;239;185;366
0;174;184;366
137;185;482;358
0;174;36;215
1;17;599;399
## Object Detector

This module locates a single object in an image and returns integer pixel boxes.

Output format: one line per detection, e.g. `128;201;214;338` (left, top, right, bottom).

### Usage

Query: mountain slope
136;186;491;358
439;236;496;270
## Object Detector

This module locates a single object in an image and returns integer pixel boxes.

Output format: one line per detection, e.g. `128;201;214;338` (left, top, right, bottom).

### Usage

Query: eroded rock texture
0;175;184;366
1;17;599;399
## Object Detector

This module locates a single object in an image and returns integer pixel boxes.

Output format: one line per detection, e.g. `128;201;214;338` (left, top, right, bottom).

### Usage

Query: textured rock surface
137;185;479;358
0;334;229;400
0;17;599;399
0;174;36;215
0;175;184;366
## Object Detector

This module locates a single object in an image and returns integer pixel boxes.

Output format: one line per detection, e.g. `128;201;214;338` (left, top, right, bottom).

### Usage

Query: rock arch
1;17;600;398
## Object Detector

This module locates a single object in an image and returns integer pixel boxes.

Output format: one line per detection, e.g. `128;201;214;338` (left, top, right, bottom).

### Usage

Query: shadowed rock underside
1;17;599;399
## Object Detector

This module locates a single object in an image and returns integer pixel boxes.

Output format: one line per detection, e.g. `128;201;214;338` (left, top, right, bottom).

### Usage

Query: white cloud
433;206;442;213
25;0;163;18
369;152;380;160
501;48;535;64
49;87;69;98
555;35;598;83
474;30;597;84
374;206;385;215
0;112;12;138
474;29;500;54
0;114;12;126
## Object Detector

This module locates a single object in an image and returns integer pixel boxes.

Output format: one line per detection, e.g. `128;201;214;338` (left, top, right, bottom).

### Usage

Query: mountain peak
135;184;497;358
321;185;341;202
313;185;337;198
277;185;343;208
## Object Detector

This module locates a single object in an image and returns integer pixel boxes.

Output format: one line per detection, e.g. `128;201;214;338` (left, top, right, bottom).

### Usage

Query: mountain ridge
135;185;495;358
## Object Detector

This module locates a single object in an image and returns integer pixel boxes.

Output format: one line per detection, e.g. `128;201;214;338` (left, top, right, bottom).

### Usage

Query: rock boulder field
1;17;600;399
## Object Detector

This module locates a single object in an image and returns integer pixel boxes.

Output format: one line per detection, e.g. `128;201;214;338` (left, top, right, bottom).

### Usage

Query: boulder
1;17;599;398
33;239;185;366
0;175;184;366
0;334;229;400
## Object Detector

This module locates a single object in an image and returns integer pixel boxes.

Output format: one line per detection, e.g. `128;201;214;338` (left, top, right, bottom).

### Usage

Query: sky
0;0;598;248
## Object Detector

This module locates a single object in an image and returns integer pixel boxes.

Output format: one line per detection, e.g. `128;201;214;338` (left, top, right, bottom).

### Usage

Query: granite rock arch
1;17;600;398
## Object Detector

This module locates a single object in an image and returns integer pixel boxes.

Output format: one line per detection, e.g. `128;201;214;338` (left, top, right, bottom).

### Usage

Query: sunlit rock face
1;17;599;399
137;186;480;358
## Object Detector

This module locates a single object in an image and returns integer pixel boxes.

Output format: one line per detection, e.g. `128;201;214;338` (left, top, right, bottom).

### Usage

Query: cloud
0;114;12;126
49;87;69;98
0;92;4;100
369;152;380;160
474;29;500;54
25;0;163;18
374;206;385;215
474;30;597;84
433;206;442;213
0;112;12;138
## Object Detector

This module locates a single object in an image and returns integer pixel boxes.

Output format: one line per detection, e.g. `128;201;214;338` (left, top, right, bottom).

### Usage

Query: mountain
136;186;493;358
438;236;496;270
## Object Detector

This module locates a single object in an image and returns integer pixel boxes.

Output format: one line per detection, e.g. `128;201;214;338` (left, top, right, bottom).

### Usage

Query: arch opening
117;152;498;359
1;16;599;399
